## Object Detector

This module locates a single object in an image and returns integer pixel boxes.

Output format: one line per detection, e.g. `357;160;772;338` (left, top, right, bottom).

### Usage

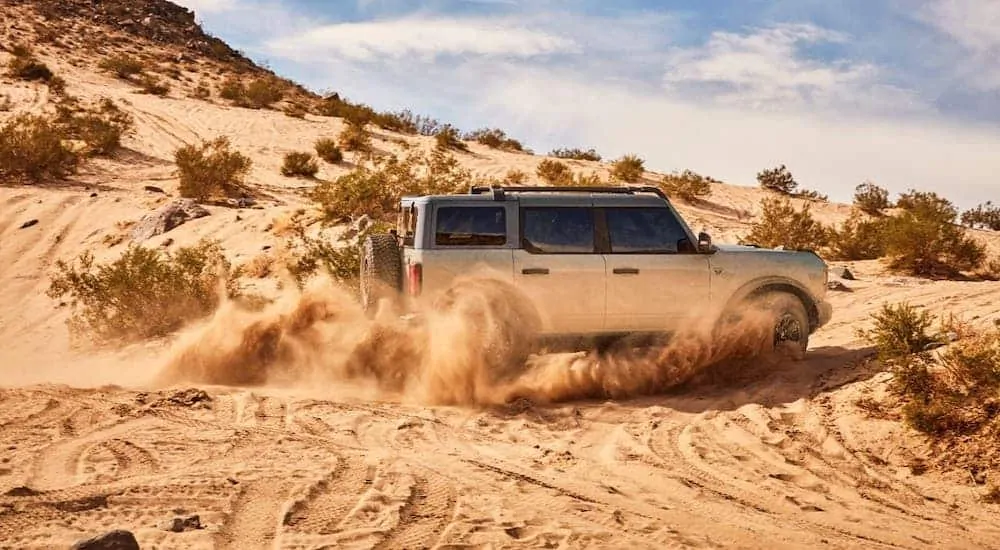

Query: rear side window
605;207;689;254
435;206;507;246
522;207;595;254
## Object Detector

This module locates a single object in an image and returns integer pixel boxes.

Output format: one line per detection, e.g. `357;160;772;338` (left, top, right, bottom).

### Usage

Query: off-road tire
755;292;810;361
430;277;542;381
360;233;402;314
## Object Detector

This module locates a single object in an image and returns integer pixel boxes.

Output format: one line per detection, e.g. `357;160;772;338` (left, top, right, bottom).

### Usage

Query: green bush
854;182;891;215
174;137;253;202
0;113;79;182
338;118;372;153
661;169;712;201
961;202;1000;231
857;302;937;363
740;197;830;251
536;158;573;185
58;98;134;157
242;77;284;109
7;55;54;82
98;55;145;79
138;74;170;96
281;152;319;178
827;211;888;261
314;138;343;164
435;124;467;151
464;128;524;152
47;240;240;344
757;164;798;194
286;214;390;288
550;147;601;161
610;154;645;182
884;190;985;276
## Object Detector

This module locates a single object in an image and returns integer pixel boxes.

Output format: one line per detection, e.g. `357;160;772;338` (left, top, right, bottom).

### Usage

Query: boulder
837;267;855;280
70;530;139;550
131;199;209;241
160;514;202;532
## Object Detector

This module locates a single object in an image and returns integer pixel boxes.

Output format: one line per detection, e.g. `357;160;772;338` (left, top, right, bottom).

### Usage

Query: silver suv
360;185;832;358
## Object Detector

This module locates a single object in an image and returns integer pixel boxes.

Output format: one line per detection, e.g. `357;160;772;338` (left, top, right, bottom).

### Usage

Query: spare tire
360;233;402;314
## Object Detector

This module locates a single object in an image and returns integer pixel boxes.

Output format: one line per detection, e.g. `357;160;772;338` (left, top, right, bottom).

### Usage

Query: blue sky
174;0;1000;209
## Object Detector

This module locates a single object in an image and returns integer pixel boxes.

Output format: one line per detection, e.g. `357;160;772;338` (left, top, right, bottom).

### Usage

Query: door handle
613;267;640;275
522;267;549;275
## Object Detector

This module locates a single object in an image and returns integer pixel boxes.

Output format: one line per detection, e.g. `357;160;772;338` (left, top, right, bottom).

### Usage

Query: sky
172;0;1000;209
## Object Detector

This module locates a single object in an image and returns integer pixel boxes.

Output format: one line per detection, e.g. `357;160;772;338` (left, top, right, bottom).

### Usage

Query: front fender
719;276;825;332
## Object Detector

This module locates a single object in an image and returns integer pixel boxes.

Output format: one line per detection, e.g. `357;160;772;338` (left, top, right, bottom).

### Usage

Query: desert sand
3;3;1000;549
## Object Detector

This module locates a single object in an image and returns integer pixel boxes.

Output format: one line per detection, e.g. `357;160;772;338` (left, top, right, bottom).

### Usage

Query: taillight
407;263;422;296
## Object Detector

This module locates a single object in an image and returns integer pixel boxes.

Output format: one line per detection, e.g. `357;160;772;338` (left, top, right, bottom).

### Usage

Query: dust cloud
154;275;783;406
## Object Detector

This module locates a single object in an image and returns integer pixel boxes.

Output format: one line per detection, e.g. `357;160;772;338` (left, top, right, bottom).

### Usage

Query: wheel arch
721;277;821;333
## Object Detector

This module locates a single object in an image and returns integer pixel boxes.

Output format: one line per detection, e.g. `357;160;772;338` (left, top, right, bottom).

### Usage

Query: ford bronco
359;185;832;359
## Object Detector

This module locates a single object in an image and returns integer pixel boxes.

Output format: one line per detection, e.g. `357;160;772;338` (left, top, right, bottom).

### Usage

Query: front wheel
755;292;810;361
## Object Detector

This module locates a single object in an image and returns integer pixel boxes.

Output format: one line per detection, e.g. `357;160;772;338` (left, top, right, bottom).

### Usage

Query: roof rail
467;185;669;201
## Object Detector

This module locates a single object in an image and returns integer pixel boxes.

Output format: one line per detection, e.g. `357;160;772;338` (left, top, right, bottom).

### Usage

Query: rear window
435;206;507;246
522;207;595;254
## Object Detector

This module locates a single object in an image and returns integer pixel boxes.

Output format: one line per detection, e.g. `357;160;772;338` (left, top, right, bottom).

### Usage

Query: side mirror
697;231;713;253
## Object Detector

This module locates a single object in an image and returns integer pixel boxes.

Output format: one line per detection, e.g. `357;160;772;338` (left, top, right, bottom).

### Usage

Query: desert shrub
740;197;830;251
757;164;798;194
572;171;603;187
536;159;573;185
242;77;284;109
961;202;1000;231
7;54;54;82
661;169;712;201
311;150;473;221
884;190;985;276
504;169;528;184
281;152;319;178
219;77;243;101
550;147;601;162
285;215;390;287
939;329;1000;393
46;240;239;344
435;125;467;151
338;118;372;153
57;98;134;157
384;108;442;135
283;103;307;118
610;154;645;182
47;75;67;95
314;138;343;164
858;302;937;363
854;182;891;215
464;128;524;152
0;94;11;111
98;55;145;79
191;81;211;99
0;113;79;182
174;137;252;201
138;74;170;96
796;189;828;201
827;211;889;261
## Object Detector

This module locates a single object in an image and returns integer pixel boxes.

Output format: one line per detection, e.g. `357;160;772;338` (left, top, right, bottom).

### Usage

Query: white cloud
265;17;580;62
661;23;924;113
916;0;1000;91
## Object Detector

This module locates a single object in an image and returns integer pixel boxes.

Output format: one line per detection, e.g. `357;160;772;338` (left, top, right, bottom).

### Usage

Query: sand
3;24;1000;550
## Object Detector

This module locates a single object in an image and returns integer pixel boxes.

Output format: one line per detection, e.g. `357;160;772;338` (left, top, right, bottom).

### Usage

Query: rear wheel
360;233;402;315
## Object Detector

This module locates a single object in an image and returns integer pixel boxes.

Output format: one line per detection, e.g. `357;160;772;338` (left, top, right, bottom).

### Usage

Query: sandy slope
3;35;1000;550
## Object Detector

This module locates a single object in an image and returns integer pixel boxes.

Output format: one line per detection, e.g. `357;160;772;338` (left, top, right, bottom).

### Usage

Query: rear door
512;203;606;335
600;205;711;332
414;202;516;299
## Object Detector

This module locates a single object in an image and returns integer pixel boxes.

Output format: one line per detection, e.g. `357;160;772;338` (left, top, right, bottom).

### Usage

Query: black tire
755;292;810;361
360;233;402;314
430;277;542;381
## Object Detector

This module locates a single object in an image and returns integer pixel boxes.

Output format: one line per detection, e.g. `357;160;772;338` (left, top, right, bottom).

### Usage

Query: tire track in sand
216;478;295;550
372;470;457;550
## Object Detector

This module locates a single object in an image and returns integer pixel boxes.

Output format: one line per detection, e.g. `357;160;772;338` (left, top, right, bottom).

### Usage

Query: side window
434;206;507;246
605;207;690;254
522;207;596;254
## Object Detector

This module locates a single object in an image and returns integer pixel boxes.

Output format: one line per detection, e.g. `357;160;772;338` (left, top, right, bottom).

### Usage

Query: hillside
2;1;1000;548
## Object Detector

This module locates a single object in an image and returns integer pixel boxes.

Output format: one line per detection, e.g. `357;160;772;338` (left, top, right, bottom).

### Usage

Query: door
601;206;711;332
512;206;606;335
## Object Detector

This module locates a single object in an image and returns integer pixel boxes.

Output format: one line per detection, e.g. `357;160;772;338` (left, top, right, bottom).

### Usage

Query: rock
143;185;165;194
827;281;850;292
131;199;209;241
837;267;855;280
90;192;98;198
4;486;40;497
161;514;202;532
19;219;38;229
160;238;174;248
70;530;139;550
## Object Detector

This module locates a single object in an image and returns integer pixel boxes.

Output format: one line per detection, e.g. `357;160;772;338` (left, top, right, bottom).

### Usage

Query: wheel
429;277;542;382
359;233;402;314
754;292;810;361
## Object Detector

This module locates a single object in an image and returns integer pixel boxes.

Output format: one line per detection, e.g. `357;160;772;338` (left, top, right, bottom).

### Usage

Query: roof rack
467;185;669;201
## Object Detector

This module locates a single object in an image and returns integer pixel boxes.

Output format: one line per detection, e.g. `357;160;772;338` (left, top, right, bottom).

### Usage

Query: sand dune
3;7;1000;549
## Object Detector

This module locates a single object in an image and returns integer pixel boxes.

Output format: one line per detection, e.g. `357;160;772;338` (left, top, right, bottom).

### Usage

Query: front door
512;206;606;335
601;206;711;333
